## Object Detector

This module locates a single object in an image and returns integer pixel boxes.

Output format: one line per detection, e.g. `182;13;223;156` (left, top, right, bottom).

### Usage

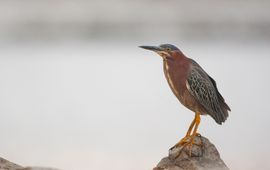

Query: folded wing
186;64;230;124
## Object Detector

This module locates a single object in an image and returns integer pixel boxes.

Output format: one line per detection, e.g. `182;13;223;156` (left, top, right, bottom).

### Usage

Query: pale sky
0;1;270;170
0;41;269;170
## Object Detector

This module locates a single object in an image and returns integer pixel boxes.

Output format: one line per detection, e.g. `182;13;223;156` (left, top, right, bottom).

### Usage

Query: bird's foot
170;133;201;150
170;135;192;151
193;133;201;138
186;134;203;156
170;133;202;154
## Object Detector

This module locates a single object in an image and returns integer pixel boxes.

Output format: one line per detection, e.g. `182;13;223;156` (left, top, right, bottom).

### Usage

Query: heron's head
139;44;180;60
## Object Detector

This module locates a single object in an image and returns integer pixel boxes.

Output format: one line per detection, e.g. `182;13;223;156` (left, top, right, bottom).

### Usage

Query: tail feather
207;75;230;124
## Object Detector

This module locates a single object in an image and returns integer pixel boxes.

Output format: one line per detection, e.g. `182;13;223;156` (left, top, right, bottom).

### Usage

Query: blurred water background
0;0;270;170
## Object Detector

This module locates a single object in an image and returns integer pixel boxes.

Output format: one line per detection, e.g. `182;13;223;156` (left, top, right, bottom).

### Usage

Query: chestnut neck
165;50;189;64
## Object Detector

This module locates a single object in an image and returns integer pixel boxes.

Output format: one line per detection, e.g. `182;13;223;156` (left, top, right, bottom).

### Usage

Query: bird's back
187;59;230;124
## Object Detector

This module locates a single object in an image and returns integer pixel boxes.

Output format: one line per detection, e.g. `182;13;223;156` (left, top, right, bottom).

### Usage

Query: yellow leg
170;113;198;149
186;116;196;136
191;112;201;137
186;113;201;155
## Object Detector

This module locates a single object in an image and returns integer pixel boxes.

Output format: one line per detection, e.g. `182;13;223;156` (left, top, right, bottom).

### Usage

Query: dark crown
159;44;179;51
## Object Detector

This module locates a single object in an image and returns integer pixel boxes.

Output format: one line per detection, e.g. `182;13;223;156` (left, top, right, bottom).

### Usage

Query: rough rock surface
21;168;60;170
0;157;59;170
153;135;229;170
0;157;23;170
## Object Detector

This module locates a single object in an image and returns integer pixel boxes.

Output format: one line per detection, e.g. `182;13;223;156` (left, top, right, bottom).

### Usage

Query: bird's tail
212;100;230;125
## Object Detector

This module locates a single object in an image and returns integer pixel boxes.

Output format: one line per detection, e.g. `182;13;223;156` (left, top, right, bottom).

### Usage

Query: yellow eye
166;48;170;51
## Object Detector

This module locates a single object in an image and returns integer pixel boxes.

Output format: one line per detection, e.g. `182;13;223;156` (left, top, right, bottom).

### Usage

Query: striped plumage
140;44;231;150
187;60;230;124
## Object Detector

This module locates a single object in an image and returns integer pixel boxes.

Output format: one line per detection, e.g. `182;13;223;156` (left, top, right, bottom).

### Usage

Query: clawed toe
170;134;203;156
170;113;202;155
170;136;192;150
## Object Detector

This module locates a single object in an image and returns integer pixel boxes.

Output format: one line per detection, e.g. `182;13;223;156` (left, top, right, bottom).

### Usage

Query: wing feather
187;66;229;124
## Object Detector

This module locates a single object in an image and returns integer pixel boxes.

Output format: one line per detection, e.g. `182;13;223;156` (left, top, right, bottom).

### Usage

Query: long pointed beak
139;45;163;52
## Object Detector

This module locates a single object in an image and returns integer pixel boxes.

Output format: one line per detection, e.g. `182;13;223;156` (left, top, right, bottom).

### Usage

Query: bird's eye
166;48;170;51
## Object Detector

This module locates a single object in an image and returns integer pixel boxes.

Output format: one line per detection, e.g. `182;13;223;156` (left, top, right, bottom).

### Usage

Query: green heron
140;44;230;149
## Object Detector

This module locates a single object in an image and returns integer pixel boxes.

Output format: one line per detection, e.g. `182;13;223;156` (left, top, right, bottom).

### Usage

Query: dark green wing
208;75;231;112
186;64;229;124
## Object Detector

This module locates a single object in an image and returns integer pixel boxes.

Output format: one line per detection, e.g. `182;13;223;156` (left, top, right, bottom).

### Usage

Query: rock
0;157;60;170
0;157;23;170
21;167;60;170
153;135;229;170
